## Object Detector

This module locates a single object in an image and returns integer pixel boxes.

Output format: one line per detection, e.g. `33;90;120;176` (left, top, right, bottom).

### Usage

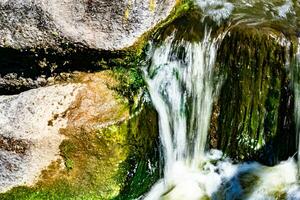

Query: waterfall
140;1;300;199
143;27;225;199
141;18;300;200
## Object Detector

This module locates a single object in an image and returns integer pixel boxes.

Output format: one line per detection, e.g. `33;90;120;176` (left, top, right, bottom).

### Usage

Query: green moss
1;126;129;199
114;104;160;200
215;26;295;163
200;195;210;200
0;102;159;200
0;181;75;200
65;159;74;170
111;67;145;103
60;140;77;171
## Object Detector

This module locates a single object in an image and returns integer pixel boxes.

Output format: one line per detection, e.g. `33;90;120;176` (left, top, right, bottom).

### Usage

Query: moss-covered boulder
0;71;159;199
212;26;298;164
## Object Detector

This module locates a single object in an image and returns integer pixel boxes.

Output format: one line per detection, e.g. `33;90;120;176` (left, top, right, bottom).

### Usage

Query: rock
156;9;298;164
214;26;296;164
0;71;130;194
0;72;80;95
0;83;81;193
0;0;177;51
0;71;159;199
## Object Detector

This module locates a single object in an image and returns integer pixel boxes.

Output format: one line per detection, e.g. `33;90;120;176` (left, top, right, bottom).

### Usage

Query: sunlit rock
0;72;129;194
0;0;177;50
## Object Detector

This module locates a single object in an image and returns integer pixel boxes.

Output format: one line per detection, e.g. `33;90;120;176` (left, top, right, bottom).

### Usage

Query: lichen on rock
0;70;159;199
214;25;297;164
0;83;82;193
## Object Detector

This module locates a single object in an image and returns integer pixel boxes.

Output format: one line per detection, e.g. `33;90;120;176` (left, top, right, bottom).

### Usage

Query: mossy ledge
0;101;159;200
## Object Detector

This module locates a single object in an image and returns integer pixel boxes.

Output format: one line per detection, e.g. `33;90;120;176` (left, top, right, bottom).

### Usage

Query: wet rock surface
214;26;297;164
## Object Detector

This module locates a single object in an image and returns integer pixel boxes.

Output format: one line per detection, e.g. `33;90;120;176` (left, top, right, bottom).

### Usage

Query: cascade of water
195;0;234;23
143;27;224;199
142;33;300;198
140;1;300;199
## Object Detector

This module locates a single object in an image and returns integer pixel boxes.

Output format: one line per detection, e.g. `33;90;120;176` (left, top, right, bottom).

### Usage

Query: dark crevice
0;46;133;95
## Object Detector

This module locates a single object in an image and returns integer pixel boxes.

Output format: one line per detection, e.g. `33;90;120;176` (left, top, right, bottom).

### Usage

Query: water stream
143;27;224;199
141;1;300;199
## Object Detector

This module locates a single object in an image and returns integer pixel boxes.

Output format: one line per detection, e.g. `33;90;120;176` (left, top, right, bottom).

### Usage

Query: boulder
0;71;129;194
0;0;177;50
0;71;159;199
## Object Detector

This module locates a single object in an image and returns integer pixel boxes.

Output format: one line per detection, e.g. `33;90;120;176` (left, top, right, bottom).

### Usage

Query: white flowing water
140;1;300;199
143;28;225;199
195;0;234;23
142;29;300;200
143;28;222;173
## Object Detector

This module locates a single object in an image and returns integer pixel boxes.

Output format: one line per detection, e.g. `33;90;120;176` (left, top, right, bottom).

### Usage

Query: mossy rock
0;103;159;200
212;25;297;164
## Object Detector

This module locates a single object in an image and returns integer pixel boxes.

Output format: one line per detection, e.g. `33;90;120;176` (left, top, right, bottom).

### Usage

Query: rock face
214;26;296;164
0;0;177;50
0;83;81;193
0;71;159;199
156;9;298;165
0;71;130;194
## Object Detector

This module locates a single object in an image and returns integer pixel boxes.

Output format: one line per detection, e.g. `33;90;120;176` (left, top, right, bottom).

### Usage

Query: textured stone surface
214;26;296;164
0;83;81;193
0;0;177;50
0;71;129;193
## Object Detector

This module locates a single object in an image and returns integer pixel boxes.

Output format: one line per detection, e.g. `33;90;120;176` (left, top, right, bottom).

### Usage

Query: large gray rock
0;0;177;50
